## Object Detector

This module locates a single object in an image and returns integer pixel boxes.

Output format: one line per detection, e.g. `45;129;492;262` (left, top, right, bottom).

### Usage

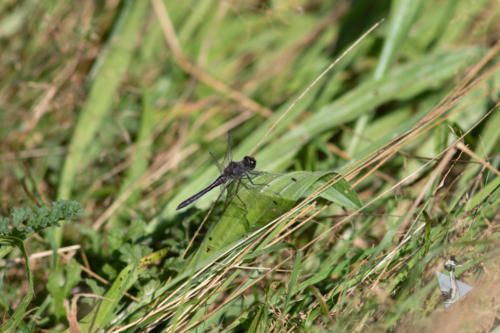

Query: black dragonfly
176;154;261;210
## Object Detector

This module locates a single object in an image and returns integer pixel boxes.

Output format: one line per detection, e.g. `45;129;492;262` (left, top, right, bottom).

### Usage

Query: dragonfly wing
209;152;224;174
220;181;237;212
222;133;233;167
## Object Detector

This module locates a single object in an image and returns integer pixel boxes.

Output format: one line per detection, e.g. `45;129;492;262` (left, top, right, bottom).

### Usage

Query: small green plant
0;200;82;238
0;200;82;332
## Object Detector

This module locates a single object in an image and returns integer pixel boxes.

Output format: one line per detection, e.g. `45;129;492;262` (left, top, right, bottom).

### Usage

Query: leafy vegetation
0;200;82;332
0;200;82;238
0;0;499;332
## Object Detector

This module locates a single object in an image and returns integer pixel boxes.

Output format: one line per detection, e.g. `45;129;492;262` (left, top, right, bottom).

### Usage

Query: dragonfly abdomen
176;175;226;210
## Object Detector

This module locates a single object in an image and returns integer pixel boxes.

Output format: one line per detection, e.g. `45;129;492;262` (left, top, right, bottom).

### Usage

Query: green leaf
0;200;82;239
78;263;139;332
248;284;273;333
46;259;82;319
191;170;358;263
55;0;151;245
307;173;362;209
78;247;168;331
375;0;423;79
110;87;155;228
452;107;500;209
284;250;302;315
467;176;500;211
257;47;482;171
0;236;34;332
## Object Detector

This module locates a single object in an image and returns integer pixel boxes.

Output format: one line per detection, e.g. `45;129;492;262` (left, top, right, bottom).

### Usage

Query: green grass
1;0;499;332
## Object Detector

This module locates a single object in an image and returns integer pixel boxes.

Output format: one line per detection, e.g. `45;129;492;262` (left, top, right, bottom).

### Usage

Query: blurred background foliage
0;0;499;331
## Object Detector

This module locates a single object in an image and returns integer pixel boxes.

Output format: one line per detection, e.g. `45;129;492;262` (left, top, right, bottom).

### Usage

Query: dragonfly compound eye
244;156;256;169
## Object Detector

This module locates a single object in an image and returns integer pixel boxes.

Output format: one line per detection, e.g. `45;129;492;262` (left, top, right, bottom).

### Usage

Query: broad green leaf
190;170;359;263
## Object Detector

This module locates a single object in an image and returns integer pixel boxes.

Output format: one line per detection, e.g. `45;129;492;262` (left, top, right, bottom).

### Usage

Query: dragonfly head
243;156;256;170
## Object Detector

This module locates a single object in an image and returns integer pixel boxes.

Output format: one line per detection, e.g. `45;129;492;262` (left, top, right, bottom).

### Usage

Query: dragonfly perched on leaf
176;155;259;210
176;136;362;262
176;135;276;212
176;135;361;215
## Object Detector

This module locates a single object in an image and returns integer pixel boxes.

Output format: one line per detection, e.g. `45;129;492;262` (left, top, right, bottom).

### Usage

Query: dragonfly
176;133;278;211
176;154;261;210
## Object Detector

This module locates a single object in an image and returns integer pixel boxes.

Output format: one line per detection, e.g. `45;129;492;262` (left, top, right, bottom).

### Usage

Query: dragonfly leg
241;178;250;189
220;186;229;211
246;174;282;198
221;183;235;212
246;174;268;187
234;179;248;211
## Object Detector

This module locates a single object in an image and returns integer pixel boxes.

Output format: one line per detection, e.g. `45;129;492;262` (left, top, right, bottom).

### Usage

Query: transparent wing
222;133;233;167
226;171;291;215
209;152;224;174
